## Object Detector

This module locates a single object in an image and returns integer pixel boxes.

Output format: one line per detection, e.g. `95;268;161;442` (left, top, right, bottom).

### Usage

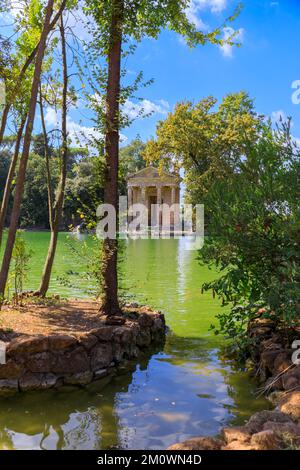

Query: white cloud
293;136;300;148
43;107;127;151
185;0;228;28
123;99;170;120
219;27;244;58
271;109;287;124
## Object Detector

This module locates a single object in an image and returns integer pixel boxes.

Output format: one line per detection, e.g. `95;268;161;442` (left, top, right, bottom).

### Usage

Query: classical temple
127;167;180;228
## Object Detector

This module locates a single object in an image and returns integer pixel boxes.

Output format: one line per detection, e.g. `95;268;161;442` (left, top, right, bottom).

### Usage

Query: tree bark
0;0;67;148
0;0;57;301
37;16;68;297
100;0;124;316
0;116;27;248
0;104;10;146
39;84;54;229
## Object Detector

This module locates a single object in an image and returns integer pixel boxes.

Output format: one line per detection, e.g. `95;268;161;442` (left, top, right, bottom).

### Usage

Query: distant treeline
0;136;146;230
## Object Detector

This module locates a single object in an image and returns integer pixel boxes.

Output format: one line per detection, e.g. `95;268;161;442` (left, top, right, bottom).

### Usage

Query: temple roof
127;166;180;183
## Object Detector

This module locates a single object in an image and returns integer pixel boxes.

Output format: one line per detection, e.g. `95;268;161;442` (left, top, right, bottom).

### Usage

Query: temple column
141;186;146;205
157;185;162;228
171;186;176;205
141;186;147;228
127;186;133;208
127;186;133;224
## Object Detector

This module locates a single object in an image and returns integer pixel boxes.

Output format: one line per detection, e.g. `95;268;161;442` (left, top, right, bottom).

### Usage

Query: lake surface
0;232;269;450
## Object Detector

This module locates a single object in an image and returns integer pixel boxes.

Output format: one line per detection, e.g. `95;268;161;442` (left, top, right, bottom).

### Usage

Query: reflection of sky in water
0;235;270;449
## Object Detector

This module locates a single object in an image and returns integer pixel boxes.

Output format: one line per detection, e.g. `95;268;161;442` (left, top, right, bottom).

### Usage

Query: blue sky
107;0;300;145
2;0;300;147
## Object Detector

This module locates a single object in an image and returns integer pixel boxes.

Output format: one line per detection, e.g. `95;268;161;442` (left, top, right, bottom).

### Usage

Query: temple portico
127;167;181;229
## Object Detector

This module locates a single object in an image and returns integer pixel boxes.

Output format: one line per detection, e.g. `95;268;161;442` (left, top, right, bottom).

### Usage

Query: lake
0;232;269;449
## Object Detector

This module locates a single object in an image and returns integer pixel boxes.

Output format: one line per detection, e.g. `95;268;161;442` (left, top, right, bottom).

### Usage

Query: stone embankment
169;318;300;451
0;306;165;394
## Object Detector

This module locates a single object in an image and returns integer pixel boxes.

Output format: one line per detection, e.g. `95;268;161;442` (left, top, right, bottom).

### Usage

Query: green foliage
8;230;33;305
119;136;147;193
199;121;300;353
57;235;126;300
64;155;105;229
85;0;242;49
143;92;263;204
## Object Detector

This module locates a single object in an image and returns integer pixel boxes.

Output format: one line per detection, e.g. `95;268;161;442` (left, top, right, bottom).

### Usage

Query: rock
90;326;114;342
19;372;58;391
221;426;251;444
167;437;222;450
64;370;93;386
246;410;292;434
0;378;18;394
105;316;126;325
75;332;98;351
26;352;51;373
93;368;109;380
250;430;279;450
282;367;300;391
136;328;151;348
7;335;49;357
262;421;300;441
112;342;125;363
0;360;23;379
137;313;153;328
151;316;165;335
261;338;282;351
113;326;133;344
1;307;166;393
48;334;77;351
90;343;113;371
221;441;257;450
51;346;89;374
273;351;292;374
261;350;282;374
283;375;300;392
278;391;300;421
265;375;283;392
268;391;286;405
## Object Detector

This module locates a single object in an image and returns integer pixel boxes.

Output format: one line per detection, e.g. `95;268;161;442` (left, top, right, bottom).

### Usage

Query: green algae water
0;233;269;450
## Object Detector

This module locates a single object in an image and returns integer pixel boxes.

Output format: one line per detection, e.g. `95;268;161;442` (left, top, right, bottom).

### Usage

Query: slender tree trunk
0;0;56;301
0;104;10;146
0;0;67;148
0;116;26;248
100;0;124;316
37;17;68;297
39;84;54;229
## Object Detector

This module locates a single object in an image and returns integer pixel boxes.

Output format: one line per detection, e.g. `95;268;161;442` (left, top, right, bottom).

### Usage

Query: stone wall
0;310;165;394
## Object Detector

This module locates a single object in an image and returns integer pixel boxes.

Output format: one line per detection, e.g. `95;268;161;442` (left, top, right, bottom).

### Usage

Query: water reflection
0;335;269;450
0;236;269;449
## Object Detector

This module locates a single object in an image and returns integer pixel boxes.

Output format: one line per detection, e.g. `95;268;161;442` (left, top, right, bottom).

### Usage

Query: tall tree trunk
0;104;10;146
39;84;54;229
0;116;27;248
0;0;67;148
37;17;68;297
0;0;57;301
100;0;124;316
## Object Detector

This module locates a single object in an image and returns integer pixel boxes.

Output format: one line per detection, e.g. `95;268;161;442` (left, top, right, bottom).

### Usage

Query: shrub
200;122;300;354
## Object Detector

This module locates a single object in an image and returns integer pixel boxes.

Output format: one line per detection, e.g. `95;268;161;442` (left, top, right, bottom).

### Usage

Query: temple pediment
128;167;180;185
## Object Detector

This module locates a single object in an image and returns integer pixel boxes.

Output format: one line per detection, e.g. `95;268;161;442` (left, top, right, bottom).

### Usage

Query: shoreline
0;300;166;394
168;317;300;450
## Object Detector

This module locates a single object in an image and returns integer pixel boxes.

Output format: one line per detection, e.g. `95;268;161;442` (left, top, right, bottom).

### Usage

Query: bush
200;122;300;354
